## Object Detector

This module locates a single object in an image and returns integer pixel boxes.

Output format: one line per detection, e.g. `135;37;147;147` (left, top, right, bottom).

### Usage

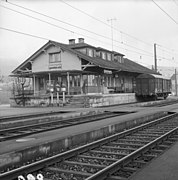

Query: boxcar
135;74;171;99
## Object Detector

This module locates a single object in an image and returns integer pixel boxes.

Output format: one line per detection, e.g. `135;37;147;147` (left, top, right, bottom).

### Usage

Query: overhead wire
152;0;178;25
0;26;49;41
59;0;178;60
0;3;155;56
0;25;152;61
1;0;177;64
0;24;155;62
59;0;153;47
5;0;178;57
2;1;154;55
156;43;178;55
0;26;176;64
3;1;116;44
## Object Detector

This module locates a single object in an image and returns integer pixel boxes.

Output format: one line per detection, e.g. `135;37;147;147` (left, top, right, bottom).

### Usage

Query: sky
0;0;178;76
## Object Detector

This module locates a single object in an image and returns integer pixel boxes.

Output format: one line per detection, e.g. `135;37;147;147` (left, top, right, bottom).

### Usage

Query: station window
96;51;100;57
49;52;61;63
101;52;106;60
76;48;86;54
114;56;123;63
88;49;93;57
118;56;121;63
107;53;111;61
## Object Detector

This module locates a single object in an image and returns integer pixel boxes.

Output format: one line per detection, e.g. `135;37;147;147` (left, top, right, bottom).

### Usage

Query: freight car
135;74;171;100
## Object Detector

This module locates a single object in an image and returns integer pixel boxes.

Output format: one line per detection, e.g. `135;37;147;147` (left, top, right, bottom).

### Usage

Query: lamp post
20;77;26;107
50;84;54;106
56;83;60;106
61;85;66;105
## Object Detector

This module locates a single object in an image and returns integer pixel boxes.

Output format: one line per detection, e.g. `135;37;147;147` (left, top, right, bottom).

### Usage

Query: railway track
1;113;178;180
144;99;178;107
0;111;130;142
0;111;69;123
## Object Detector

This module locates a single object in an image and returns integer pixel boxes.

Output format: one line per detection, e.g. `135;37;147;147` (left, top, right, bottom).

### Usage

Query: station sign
104;70;112;74
49;62;62;70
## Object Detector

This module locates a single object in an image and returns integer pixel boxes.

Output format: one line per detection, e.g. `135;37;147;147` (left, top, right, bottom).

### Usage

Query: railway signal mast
107;18;116;51
175;69;177;96
154;43;157;72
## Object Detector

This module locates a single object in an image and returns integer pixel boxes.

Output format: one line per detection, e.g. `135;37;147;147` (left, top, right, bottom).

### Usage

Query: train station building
11;38;158;107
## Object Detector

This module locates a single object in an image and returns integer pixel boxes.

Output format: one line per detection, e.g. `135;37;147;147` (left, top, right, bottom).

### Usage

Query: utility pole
175;69;177;96
154;43;157;72
107;18;116;51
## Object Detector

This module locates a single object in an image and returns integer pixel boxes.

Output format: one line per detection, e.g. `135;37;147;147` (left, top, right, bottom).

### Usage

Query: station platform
0;103;143;117
0;104;80;117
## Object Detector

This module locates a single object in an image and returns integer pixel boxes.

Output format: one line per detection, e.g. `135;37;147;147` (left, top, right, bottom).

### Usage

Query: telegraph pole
154;43;157;72
175;69;177;96
107;18;116;51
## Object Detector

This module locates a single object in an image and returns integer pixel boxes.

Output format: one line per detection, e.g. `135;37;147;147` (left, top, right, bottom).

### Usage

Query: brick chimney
78;38;84;43
69;39;75;45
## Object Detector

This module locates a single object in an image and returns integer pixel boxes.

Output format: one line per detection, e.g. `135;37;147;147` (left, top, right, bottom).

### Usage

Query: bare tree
12;77;31;106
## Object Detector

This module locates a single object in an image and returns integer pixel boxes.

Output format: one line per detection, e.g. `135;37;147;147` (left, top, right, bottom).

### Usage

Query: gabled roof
12;41;53;74
12;40;159;75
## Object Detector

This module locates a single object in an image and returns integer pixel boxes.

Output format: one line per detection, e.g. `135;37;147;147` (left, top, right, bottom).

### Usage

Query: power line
0;3;154;56
0;25;153;60
3;0;178;55
1;1;176;64
1;25;175;65
4;1;115;44
4;1;154;54
156;43;178;55
0;5;75;34
0;4;119;49
59;0;153;47
0;26;49;41
60;0;178;55
152;0;178;25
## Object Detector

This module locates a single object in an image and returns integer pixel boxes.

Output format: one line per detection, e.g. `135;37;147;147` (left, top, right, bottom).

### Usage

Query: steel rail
145;99;178;107
86;127;178;180
0;113;177;180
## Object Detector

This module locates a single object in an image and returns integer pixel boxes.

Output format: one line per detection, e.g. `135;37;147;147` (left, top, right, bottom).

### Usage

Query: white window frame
107;53;111;61
102;52;106;60
88;48;93;57
49;52;61;63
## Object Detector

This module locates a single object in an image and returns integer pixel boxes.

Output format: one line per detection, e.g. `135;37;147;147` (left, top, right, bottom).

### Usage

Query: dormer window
76;48;87;54
101;52;106;60
96;51;100;57
88;48;93;57
107;53;111;61
114;56;123;63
